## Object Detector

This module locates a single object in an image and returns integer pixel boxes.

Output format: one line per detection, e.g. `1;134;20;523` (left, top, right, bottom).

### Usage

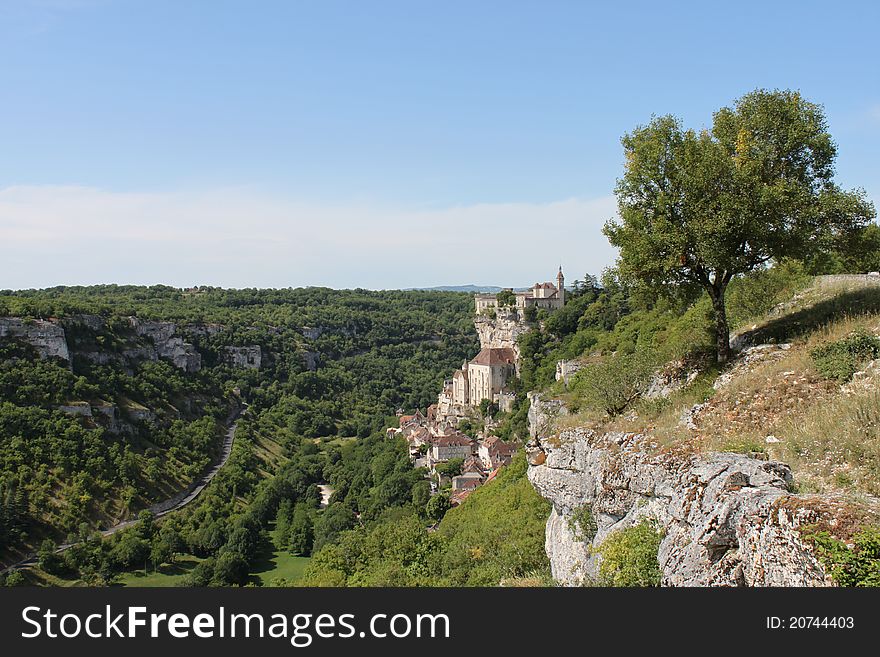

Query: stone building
466;347;516;406
448;346;516;408
474;267;566;314
430;433;474;464
478;435;519;469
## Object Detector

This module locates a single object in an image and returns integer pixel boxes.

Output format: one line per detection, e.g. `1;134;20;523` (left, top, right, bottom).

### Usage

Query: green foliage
301;454;551;587
0;285;476;559
720;438;767;456
496;290;516;307
4;569;25;587
605;89;875;362
569;505;598;544
811;331;880;382
313;503;357;552
570;349;656;416
434;458;463;479
302;510;442;586
214;550;250;586
436;453;552;585
478;398;498;418
287;503;315;556
37;539;64;575
151;525;184;567
425;493;451;522
802;526;880;587
802;222;880;275
597;520;663;587
725;260;811;330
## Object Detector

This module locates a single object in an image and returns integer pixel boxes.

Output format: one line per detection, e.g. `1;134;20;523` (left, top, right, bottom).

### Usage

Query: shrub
811;331;880;382
801;526;880;587
496;290;516;307
726;260;811;330
4;570;26;587
571;349;656;416
434;458;464;479
597;520;663;587
568;505;598;544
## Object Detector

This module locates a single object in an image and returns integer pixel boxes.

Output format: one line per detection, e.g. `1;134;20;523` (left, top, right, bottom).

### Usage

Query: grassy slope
559;277;880;499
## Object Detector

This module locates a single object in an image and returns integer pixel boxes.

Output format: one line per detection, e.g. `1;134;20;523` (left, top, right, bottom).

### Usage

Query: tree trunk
709;289;730;364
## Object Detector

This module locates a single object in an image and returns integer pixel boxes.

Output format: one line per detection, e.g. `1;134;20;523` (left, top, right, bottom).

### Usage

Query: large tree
604;89;875;362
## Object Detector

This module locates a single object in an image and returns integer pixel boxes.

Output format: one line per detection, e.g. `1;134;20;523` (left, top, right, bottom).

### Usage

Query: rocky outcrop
129;318;201;372
473;308;531;363
63;314;106;331
91;402;123;433
224;345;261;369
57;402;92;417
526;392;567;439
645;359;700;399
301;325;355;340
301;326;325;340
0;318;70;361
184;323;225;338
302;350;320;372
526;426;850;587
555;359;583;385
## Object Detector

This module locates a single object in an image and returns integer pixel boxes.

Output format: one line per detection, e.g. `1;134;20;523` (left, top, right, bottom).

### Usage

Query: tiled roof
434;434;473;447
469;347;516;366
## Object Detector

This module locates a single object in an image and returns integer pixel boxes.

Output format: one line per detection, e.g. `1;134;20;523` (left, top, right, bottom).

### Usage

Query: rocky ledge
526;428;874;587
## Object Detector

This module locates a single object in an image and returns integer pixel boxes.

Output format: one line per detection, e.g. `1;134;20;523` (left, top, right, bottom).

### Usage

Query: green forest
0;285;478;574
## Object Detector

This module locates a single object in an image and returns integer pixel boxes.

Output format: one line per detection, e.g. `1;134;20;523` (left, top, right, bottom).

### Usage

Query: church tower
557;266;565;305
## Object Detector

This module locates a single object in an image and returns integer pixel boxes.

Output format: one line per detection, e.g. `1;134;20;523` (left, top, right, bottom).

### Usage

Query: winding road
1;405;245;574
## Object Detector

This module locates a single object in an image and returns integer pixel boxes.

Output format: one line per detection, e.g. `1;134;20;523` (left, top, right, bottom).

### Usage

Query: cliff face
0;318;70;362
223;345;262;369
130;318;202;373
526;422;848;587
473;308;530;360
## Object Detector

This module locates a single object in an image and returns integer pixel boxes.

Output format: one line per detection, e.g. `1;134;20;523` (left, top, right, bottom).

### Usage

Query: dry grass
778;388;880;496
539;279;880;500
694;312;880;495
550;308;880;498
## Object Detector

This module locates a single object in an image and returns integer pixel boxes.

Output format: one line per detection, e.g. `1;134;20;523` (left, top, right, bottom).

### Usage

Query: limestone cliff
473;308;531;362
130;318;202;373
223;345;262;369
0;317;70;362
525;425;857;586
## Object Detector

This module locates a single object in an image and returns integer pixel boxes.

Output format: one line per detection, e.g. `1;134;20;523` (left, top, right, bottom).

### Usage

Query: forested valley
0;285;483;585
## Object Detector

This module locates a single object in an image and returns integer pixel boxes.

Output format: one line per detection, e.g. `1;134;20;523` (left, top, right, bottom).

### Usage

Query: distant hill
407;285;527;293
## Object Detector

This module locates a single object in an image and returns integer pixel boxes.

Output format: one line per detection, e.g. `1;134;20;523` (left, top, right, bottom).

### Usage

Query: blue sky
1;0;878;289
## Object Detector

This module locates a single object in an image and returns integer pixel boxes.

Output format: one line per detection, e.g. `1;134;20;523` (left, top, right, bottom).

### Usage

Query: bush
214;550;250;586
4;570;26;587
37;539;65;575
811;331;880;382
802;526;880;587
496;290;516;307
726;260;811;329
597;520;663;587
434;458;463;479
572;349;656;416
568;505;598;544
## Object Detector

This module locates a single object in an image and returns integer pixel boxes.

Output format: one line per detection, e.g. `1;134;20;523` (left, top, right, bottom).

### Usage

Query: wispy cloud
0;185;619;289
